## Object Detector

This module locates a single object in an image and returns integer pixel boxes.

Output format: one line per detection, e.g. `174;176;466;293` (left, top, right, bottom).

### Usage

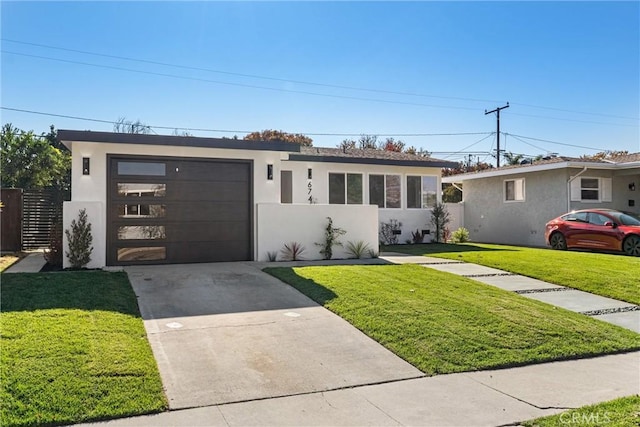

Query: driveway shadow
125;262;328;320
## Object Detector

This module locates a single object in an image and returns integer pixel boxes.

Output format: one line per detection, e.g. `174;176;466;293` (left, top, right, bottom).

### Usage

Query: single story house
442;153;640;247
58;130;457;268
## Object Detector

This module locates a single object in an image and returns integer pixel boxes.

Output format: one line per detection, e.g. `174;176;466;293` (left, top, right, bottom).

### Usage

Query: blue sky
1;1;638;164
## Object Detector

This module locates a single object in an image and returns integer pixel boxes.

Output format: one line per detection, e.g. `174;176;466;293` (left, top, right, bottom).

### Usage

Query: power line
509;102;638;121
2;38;505;105
508;112;638;127
0;106;619;153
2;51;481;112
504;133;608;152
441;133;495;160
0;106;491;137
5;38;637;122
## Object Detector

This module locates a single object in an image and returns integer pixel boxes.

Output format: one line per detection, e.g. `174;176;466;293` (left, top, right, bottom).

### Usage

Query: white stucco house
442;153;640;247
58;130;457;268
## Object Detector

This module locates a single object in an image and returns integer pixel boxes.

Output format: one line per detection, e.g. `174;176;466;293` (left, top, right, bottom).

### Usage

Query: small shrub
345;240;372;259
316;217;346;260
411;229;424;244
430;203;450;243
451;227;470;243
280;242;306;261
44;217;63;267
65;208;93;269
380;219;402;245
266;251;278;262
368;249;379;258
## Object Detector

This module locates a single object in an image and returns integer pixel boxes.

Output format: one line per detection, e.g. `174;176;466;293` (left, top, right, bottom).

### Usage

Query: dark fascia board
57;130;302;153
287;154;458;168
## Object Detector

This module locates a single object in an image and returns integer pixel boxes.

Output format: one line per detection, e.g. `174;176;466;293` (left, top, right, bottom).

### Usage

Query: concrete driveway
125;262;423;410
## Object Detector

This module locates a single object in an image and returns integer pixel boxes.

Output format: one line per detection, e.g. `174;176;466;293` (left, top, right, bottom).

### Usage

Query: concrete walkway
380;252;640;333
3;252;46;273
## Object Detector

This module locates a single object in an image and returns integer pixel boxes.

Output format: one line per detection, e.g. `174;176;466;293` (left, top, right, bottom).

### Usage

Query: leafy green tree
503;151;525;165
1;124;70;189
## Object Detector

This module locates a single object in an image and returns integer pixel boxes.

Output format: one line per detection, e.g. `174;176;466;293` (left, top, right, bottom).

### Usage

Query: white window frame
328;172;363;205
369;174;401;209
503;178;525;202
570;177;612;203
406;175;439;209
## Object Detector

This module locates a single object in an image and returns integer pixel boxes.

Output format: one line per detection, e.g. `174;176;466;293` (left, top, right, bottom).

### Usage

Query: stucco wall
607;172;639;214
63;201;105;269
463;169;568;247
282;160;443;243
256;203;378;261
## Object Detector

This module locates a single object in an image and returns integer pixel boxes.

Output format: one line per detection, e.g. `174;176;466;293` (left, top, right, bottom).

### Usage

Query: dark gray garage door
107;156;252;265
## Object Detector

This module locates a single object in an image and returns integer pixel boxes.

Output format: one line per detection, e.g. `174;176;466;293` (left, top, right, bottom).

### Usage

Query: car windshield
610;211;640;226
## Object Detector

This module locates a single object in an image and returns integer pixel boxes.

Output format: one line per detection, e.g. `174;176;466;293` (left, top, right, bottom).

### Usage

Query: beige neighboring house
442;153;640;247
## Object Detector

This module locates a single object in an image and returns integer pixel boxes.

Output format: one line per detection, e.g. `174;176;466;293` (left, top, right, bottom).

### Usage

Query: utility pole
485;102;509;168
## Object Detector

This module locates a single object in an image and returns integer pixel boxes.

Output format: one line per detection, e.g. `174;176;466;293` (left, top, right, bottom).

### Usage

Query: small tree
316;217;346;260
44;217;63;267
65;209;93;268
430;203;450;243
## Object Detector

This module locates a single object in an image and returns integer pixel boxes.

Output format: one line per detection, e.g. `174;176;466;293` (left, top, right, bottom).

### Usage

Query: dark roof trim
57;130;302;153
287;154;458;168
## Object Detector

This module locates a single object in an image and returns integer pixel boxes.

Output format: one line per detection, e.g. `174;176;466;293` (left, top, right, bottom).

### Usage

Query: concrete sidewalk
79;351;639;426
380;252;640;333
3;252;46;273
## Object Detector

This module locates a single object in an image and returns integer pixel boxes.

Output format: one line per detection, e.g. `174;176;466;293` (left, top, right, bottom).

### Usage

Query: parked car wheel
549;232;567;250
622;235;640;257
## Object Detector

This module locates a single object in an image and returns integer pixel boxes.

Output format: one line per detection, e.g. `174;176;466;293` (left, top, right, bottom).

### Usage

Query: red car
545;209;640;256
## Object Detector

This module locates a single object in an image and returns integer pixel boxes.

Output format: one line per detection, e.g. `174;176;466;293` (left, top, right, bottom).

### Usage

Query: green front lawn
0;272;167;427
387;243;640;305
265;265;640;375
522;395;640;427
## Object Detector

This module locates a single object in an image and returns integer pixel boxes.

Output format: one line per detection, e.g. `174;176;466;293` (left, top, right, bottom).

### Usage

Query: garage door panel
168;241;250;263
172;161;250;182
169;222;249;242
168;202;250;222
167;181;250;202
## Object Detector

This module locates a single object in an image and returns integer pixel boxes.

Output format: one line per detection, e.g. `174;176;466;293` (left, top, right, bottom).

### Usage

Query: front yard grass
265;265;640;375
387;243;640;305
0;272;167;427
522;395;640;427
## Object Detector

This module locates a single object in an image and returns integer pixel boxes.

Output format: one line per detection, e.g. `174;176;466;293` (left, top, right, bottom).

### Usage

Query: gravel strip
581;306;640;316
462;273;516;278
515;288;572;294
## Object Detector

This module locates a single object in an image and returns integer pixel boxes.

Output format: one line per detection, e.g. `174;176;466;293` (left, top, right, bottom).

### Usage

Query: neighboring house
442;153;640;247
58;130;456;268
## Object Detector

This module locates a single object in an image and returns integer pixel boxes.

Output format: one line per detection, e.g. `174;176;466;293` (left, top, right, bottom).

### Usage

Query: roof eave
57;129;302;153
442;160;639;183
287;154;458;168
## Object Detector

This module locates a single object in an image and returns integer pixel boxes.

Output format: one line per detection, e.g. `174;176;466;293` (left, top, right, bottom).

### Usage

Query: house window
504;178;525;202
281;170;292;204
329;173;362;204
570;177;612;203
581;178;599;201
407;176;438;208
369;174;401;208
